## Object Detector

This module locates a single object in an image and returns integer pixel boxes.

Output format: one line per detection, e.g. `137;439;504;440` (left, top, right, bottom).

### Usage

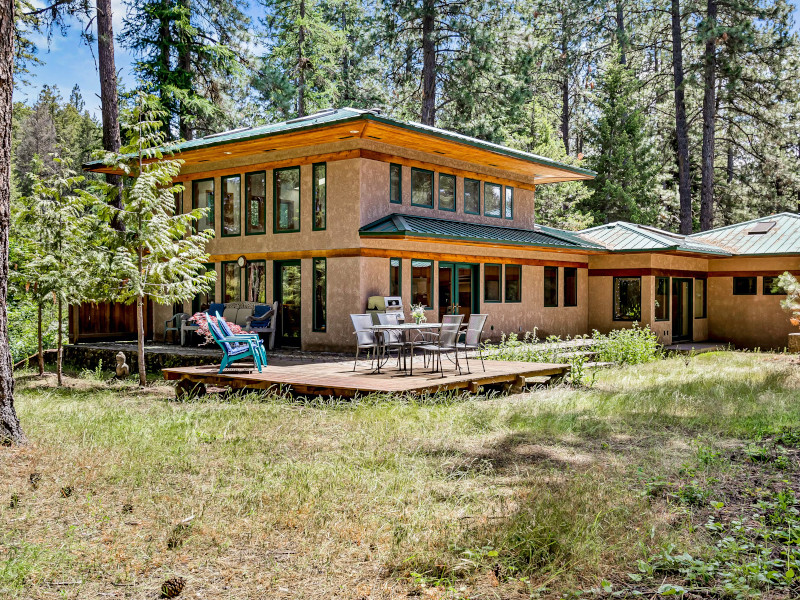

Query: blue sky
14;1;800;119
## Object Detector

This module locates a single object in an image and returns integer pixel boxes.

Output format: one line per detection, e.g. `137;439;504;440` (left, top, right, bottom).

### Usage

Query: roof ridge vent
286;108;337;124
203;126;252;139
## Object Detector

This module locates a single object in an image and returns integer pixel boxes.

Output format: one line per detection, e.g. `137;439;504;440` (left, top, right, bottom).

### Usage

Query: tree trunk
616;0;626;64
178;0;192;140
137;295;146;386
56;296;62;386
671;0;692;234
726;143;733;184
699;0;717;231
420;0;436;126
37;302;43;376
560;36;569;154
297;0;306;117
97;0;120;157
0;0;24;443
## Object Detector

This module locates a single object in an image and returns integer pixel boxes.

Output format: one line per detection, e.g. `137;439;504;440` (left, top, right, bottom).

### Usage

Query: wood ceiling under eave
87;117;594;185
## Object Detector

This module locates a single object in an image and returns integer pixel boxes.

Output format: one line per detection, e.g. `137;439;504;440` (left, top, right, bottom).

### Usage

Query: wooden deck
162;357;570;397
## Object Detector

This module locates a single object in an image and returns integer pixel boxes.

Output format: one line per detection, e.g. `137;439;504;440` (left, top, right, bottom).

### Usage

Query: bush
594;323;660;365
7;299;60;363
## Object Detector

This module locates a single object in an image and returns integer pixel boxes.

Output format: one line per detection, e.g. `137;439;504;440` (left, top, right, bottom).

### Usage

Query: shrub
594;323;660;365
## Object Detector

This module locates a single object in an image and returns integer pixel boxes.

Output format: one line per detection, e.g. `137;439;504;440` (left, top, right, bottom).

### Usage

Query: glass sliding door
275;260;301;347
438;262;477;321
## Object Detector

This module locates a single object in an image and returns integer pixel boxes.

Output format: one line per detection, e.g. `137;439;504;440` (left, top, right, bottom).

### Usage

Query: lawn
1;351;800;599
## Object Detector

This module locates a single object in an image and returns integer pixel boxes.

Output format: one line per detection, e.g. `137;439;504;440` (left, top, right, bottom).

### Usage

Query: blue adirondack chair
215;313;268;367
207;316;263;374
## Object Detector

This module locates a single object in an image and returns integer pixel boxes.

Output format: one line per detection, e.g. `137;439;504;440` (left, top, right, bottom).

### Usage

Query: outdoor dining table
369;322;442;376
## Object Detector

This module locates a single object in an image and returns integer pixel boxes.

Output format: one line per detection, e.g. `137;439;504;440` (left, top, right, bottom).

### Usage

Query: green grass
1;351;799;598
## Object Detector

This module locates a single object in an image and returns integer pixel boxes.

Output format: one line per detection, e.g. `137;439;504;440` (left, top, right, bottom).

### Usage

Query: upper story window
438;173;456;211
484;182;502;218
389;163;402;204
464;178;480;214
313;163;326;231
192;178;214;233
411;168;434;208
505;187;513;219
245;171;266;235
221;174;241;237
274;166;300;233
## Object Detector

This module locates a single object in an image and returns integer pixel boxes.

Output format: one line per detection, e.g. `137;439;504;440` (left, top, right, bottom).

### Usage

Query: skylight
748;221;776;234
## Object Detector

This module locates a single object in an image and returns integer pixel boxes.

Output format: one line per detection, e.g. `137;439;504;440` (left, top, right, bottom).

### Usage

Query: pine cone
29;473;41;489
160;577;186;598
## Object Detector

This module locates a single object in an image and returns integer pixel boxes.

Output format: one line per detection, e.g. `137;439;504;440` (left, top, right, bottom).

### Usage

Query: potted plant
776;272;800;352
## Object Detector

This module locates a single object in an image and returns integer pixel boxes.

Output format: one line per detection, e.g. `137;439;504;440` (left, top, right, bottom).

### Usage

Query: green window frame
313;257;327;332
564;267;577;307
389;163;402;204
410;167;434;208
438;173;456;211
273;165;301;233
763;275;785;295
504;186;514;219
694;278;707;318
245;171;267;235
312;162;326;231
221;174;242;237
544;266;558;307
192;177;215;234
246;260;267;303
222;261;242;303
484;182;502;218
655;276;670;321
464;178;480;215
192;262;216;314
390;258;402;298
484;264;502;303
504;264;521;303
411;259;433;308
733;276;757;295
613;276;641;321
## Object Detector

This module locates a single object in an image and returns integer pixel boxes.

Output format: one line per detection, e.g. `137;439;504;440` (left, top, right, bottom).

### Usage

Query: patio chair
207;316;263;374
377;312;406;367
417;314;463;378
245;301;278;350
165;312;189;344
351;314;378;371
460;314;488;373
215;313;268;367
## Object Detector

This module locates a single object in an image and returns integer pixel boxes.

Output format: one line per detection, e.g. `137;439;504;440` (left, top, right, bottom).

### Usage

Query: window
312;163;326;230
390;258;402;297
223;262;241;302
464;178;480;214
192;178;214;233
438;173;456;211
505;264;521;303
694;278;707;318
389;164;402;204
245;171;266;235
411;260;432;307
733;276;757;295
564;267;577;307
313;258;327;332
246;260;266;303
411;168;434;208
192;263;215;313
484;264;501;302
655;276;670;321
221;175;241;236
763;276;785;295
484;182;502;217
274;166;300;232
613;276;641;321
544;266;558;307
504;187;513;219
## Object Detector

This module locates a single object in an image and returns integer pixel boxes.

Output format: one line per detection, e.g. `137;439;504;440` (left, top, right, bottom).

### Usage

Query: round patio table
369;322;441;376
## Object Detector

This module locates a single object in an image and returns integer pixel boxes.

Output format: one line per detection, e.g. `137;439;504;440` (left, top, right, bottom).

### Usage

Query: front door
672;278;693;343
438;263;478;321
275;260;301;347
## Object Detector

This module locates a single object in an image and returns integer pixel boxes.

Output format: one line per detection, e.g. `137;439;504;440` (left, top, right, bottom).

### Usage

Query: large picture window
464;178;480;214
544;266;558;307
389;164;402;204
505;264;521;303
484;264;501;302
438;173;456;211
246;260;266;303
221;175;241;236
694;278;707;318
564;267;577;307
390;258;401;297
245;171;266;235
411;168;434;208
192;178;214;233
312;163;326;230
504;187;513;219
484;182;502;217
223;262;241;302
613;276;641;321
313;258;327;332
655;276;670;321
733;276;757;295
274;166;300;232
411;260;432;307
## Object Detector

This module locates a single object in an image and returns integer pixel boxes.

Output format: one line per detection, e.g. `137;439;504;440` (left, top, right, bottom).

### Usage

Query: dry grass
1;351;799;599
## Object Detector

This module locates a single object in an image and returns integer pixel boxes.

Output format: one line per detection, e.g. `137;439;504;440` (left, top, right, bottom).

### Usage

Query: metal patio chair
417;314;463;377
351;314;378;371
460;314;488;373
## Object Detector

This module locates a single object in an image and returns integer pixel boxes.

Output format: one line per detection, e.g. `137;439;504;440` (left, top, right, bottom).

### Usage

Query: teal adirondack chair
215;313;268;367
207;316;263;374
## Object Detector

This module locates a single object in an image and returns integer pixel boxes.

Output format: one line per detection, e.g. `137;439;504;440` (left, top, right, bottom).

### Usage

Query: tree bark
0;0;24;443
671;0;692;234
137;294;146;386
37;302;43;376
297;0;306;117
560;36;569;154
97;0;120;157
616;0;626;64
178;0;192;140
56;296;62;386
420;0;436;126
699;0;717;231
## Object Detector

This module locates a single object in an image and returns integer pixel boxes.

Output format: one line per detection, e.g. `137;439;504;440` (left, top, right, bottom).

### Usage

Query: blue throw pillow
208;302;225;316
253;304;270;319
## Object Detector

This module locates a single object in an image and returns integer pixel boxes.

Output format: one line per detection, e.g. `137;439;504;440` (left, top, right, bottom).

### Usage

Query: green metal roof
688;213;800;256
360;213;604;251
84;107;596;179
579;222;732;256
